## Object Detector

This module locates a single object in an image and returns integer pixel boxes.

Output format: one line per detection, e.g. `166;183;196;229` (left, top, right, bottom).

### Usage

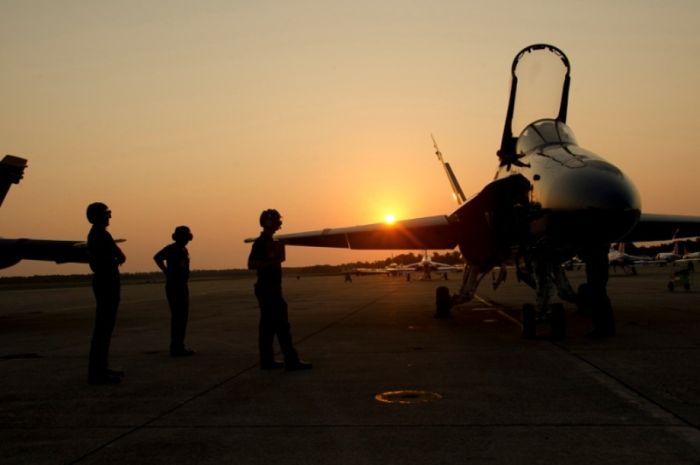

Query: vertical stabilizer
432;135;467;205
0;155;27;205
0;155;28;207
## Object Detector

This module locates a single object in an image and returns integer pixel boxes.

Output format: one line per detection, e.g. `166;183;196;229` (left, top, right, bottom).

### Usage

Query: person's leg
89;276;120;382
167;283;188;353
273;297;298;363
256;287;277;365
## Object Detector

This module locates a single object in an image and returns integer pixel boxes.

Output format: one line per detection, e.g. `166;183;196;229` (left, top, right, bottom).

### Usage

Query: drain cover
375;389;443;404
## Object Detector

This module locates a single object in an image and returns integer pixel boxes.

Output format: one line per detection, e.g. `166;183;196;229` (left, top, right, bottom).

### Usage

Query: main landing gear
521;303;566;339
434;286;452;319
433;264;487;319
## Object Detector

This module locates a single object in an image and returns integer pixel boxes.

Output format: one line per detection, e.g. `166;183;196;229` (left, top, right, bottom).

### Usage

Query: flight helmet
172;225;193;242
259;209;282;227
86;202;110;224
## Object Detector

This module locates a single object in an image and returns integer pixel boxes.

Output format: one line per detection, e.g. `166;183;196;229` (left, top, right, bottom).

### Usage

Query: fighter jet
655;241;682;263
0;155;91;269
248;44;700;336
392;251;463;280
353;252;460;278
608;243;653;274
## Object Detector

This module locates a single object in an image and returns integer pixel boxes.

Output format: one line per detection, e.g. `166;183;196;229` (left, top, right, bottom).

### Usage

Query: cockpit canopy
516;119;577;156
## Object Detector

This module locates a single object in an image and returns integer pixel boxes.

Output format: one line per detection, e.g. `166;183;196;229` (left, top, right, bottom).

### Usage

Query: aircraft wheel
667;282;675;292
522;304;536;339
434;286;452;319
550;303;566;340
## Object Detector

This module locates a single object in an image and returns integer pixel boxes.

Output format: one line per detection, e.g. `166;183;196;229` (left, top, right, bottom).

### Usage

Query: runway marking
472;293;523;328
474;292;700;450
476;293;700;451
560;349;700;452
496;309;522;328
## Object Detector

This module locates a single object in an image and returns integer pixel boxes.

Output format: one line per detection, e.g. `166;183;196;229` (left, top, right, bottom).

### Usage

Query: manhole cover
375;390;443;404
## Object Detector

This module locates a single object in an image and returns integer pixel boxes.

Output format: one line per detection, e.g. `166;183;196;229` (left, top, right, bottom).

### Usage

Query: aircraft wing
0;238;90;269
392;264;421;272
398;262;462;272
271;215;460;250
353;267;390;275
625;214;700;242
433;264;464;271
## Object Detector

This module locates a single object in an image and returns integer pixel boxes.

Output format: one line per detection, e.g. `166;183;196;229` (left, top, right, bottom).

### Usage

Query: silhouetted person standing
248;209;311;371
154;226;195;357
86;202;126;385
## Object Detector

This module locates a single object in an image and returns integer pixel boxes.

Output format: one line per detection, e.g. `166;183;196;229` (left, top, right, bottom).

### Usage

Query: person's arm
154;247;168;273
115;245;126;265
105;231;126;265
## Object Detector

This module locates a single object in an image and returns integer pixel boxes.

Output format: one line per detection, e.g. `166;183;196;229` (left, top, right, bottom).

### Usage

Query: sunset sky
2;1;699;277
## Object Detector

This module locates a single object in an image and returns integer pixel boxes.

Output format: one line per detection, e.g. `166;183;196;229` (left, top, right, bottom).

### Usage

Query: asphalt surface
1;266;700;464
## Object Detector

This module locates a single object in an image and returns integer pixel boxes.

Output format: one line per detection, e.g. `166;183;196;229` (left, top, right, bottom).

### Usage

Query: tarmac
1;266;700;464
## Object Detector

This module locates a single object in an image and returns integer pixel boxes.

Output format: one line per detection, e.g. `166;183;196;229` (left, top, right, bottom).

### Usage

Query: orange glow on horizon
2;2;700;277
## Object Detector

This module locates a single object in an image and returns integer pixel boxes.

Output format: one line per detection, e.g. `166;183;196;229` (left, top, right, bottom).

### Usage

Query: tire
434;286;452;319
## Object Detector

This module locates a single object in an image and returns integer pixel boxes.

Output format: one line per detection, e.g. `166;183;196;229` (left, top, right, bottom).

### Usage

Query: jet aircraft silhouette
355;251;462;279
607;243;655;275
251;44;700;332
392;251;462;280
0;155;92;269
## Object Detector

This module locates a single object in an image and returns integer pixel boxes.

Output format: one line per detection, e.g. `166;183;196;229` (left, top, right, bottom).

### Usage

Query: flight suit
153;243;191;353
87;226;123;379
249;233;299;365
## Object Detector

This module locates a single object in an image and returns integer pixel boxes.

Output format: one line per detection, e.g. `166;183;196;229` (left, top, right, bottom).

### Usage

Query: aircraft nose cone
545;161;638;210
535;160;641;243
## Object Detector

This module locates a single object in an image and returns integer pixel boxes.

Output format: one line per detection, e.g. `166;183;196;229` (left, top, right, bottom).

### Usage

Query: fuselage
494;119;641;250
452;119;641;269
656;252;681;262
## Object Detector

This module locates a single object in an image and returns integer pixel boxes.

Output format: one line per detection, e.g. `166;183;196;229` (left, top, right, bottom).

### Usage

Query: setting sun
384;214;396;224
